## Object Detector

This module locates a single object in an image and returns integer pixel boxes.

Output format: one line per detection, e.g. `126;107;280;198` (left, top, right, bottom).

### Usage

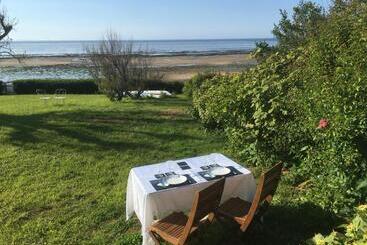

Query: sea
9;39;276;57
1;39;276;81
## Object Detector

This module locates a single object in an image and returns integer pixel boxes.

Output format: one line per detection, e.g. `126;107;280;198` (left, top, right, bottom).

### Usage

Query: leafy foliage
251;41;275;63
272;0;326;51
308;205;367;245
183;72;218;97
190;0;367;213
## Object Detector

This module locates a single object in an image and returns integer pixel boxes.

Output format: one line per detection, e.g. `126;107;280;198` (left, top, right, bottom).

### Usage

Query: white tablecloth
126;153;256;245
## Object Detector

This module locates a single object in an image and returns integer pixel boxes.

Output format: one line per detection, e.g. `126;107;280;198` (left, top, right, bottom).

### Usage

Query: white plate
209;166;231;176
165;175;187;186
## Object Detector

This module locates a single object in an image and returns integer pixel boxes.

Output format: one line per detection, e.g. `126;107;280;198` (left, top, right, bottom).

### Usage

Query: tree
0;2;15;96
251;41;275;63
0;1;15;56
272;1;326;51
86;32;162;101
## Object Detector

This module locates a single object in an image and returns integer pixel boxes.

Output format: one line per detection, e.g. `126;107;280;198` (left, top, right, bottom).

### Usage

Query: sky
2;0;331;41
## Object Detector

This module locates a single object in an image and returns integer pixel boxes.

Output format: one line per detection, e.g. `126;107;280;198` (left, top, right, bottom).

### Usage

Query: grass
0;95;342;244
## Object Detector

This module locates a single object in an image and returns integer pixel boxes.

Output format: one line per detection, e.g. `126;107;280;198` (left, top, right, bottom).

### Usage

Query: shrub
0;81;5;94
251;41;275;63
272;1;326;51
287;0;367;213
191;50;305;165
183;72;218;97
308;205;367;244
13;79;99;94
12;79;182;95
190;0;367;213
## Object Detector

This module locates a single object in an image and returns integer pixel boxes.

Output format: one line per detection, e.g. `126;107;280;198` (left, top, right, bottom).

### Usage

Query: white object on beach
130;90;172;98
126;153;256;245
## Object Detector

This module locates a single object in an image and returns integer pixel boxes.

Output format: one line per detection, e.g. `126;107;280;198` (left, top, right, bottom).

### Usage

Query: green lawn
0;95;341;244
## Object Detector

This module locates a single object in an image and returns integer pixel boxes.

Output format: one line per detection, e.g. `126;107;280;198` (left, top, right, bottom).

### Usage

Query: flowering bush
190;0;367;213
317;119;329;129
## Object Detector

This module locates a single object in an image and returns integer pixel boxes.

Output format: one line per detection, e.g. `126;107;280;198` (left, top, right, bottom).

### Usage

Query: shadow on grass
0;106;200;153
190;202;343;245
130;97;191;107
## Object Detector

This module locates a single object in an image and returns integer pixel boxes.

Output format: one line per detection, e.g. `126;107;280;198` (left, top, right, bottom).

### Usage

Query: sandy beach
0;53;256;81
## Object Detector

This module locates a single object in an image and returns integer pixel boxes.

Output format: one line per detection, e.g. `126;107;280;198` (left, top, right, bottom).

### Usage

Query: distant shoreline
0;53;256;81
0;49;252;59
6;38;276;59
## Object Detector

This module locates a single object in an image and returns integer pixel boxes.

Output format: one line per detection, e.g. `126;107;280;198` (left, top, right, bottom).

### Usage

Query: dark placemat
150;174;197;191
198;166;243;181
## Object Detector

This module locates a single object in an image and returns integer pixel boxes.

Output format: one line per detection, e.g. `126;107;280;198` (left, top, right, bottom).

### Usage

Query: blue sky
3;0;331;41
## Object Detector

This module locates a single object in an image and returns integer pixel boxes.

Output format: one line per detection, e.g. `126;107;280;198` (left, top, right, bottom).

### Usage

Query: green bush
13;79;99;94
0;81;5;94
190;0;367;213
183;72;218;97
308;205;367;244
192;50;305;165
251;41;275;63
287;0;367;213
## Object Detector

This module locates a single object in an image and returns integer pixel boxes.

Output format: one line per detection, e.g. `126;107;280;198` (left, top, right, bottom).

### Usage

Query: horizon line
11;37;276;42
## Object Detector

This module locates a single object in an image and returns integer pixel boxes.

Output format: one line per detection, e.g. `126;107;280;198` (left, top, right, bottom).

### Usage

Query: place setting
149;162;197;191
198;164;243;181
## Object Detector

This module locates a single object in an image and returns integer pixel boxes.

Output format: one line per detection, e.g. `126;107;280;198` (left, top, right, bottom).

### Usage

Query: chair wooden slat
260;177;281;201
216;162;283;233
150;178;225;245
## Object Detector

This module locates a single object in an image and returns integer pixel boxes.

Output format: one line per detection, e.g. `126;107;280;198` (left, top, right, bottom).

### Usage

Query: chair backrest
180;178;225;245
240;162;283;232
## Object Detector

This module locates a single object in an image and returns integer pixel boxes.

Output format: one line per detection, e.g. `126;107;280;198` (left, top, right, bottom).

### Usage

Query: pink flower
317;118;329;129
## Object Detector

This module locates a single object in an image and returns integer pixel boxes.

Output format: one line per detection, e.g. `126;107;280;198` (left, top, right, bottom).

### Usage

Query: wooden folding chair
149;178;226;245
216;162;283;232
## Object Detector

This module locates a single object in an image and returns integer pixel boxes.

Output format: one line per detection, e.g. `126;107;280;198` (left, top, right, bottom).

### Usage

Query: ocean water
1;39;275;81
9;39;276;56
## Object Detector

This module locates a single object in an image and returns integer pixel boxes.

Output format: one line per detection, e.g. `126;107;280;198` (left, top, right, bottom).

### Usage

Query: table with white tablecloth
126;153;256;245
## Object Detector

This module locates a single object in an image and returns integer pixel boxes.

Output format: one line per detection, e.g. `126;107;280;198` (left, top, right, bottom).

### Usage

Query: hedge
12;79;184;95
13;79;99;94
0;81;5;94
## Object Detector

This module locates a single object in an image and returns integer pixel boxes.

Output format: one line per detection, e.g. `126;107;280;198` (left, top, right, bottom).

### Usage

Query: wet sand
0;53;256;81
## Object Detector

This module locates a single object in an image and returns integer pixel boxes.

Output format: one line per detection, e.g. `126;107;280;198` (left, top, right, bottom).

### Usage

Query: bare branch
0;11;13;40
85;31;162;101
0;2;17;59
